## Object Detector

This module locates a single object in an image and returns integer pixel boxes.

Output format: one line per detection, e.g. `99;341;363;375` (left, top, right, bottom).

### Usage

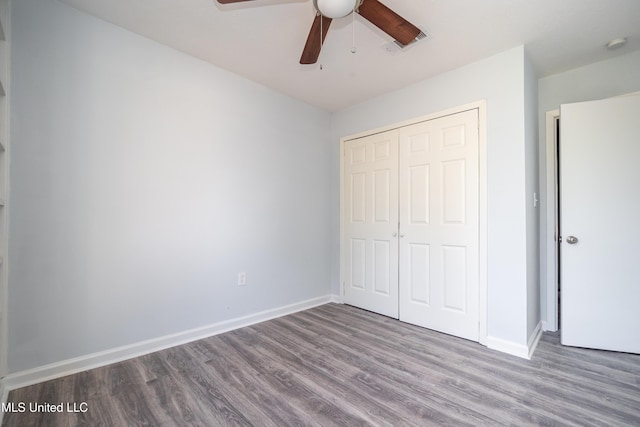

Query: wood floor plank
203;333;334;426
200;342;300;427
218;331;372;427
269;314;498;425
236;324;405;426
306;315;552;426
323;306;639;426
3;303;640;426
249;320;407;425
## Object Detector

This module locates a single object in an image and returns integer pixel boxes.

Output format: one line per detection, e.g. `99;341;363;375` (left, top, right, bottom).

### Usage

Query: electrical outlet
238;272;247;286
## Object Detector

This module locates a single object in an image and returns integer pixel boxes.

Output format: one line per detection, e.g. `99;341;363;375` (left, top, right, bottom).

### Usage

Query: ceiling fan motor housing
313;0;361;19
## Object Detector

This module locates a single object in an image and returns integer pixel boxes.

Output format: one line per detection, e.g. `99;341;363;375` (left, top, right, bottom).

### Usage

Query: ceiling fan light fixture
314;0;357;19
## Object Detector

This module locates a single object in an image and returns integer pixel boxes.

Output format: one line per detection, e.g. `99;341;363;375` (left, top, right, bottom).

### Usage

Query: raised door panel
442;159;466;224
443;245;467;312
373;240;391;295
408;164;430;225
408;243;430;305
350;173;366;223
373;169;391;223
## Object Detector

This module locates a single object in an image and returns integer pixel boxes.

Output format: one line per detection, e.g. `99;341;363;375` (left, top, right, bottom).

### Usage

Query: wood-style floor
3;303;640;426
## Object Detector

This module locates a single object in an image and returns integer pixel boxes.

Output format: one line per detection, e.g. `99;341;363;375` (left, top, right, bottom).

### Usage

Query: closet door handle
392;232;398;237
400;234;405;238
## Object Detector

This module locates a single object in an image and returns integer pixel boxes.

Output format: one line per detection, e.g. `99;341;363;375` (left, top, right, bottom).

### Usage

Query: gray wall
524;51;540;339
8;0;333;373
331;46;536;348
538;49;640;326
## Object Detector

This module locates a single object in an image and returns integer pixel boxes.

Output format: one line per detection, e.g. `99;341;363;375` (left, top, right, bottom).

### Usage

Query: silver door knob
566;236;579;244
392;232;397;237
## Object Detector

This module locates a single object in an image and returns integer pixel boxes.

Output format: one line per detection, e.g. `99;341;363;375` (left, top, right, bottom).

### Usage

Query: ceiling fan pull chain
351;5;357;54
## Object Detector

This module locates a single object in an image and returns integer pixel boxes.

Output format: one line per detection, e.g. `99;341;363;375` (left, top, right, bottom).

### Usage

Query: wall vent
383;29;427;54
395;30;427;49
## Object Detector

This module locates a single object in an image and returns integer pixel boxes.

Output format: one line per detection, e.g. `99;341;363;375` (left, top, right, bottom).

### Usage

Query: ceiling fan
217;0;422;64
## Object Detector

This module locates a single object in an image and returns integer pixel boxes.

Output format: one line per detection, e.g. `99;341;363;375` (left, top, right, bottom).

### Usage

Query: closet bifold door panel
343;130;399;318
342;108;480;341
398;110;479;342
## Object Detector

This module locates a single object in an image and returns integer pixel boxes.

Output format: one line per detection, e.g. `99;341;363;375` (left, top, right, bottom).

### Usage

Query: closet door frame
339;100;488;346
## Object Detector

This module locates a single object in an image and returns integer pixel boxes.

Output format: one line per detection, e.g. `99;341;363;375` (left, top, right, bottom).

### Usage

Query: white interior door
398;110;479;341
560;94;640;353
343;130;399;318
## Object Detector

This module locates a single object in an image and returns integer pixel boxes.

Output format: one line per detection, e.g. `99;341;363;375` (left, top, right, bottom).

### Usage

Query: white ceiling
57;0;640;111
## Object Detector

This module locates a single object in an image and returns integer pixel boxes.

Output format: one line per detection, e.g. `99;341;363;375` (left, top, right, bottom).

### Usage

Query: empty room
0;0;639;425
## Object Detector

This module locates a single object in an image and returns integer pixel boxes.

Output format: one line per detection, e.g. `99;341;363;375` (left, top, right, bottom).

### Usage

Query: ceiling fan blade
300;14;333;65
217;0;256;3
357;0;420;46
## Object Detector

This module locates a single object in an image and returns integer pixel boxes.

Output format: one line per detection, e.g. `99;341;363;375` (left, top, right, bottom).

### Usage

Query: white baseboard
486;321;543;360
541;320;558;333
486;336;530;359
2;295;338;393
527;321;543;359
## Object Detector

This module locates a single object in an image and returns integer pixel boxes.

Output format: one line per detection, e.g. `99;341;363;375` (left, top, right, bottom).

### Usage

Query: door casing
543;109;560;332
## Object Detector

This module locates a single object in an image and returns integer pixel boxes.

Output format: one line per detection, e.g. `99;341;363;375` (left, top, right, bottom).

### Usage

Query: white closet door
398;110;479;341
343;130;399;318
